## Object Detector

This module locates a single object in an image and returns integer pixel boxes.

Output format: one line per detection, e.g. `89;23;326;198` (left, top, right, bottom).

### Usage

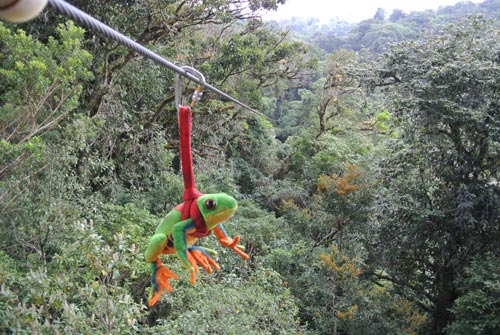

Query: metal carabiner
175;66;206;111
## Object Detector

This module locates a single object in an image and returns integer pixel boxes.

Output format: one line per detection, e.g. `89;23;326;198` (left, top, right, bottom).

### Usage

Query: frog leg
145;233;179;306
189;246;221;274
214;224;249;260
144;233;168;262
148;259;179;307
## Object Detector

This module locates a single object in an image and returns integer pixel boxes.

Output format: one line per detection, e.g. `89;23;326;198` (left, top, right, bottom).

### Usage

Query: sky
263;0;485;23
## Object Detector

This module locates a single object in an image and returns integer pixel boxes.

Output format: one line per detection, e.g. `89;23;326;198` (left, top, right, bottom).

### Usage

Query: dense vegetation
1;1;499;334
281;0;500;53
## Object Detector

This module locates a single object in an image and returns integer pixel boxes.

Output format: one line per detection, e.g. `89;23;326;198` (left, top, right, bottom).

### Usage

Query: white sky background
263;0;485;22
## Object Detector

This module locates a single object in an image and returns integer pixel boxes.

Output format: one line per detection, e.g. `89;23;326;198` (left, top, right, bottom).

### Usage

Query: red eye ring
205;199;217;210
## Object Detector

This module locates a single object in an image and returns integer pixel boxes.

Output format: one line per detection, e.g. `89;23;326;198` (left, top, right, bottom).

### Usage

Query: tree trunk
431;266;457;334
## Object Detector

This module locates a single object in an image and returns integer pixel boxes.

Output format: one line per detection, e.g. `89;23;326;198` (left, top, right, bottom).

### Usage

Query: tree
447;254;500;335
54;0;291;116
373;8;386;21
372;16;500;334
389;9;407;22
0;21;92;144
315;50;360;135
1;2;312;333
0;21;94;262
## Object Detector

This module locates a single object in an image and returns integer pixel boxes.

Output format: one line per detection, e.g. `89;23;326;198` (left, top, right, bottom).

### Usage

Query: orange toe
149;264;179;306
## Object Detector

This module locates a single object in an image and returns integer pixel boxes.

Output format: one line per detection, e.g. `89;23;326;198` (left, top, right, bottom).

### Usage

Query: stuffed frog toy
144;193;249;306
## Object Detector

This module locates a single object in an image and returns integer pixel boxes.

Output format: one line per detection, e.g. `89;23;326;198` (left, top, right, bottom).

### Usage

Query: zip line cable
47;0;272;120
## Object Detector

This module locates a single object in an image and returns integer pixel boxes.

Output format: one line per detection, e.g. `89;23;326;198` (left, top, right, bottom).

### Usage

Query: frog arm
213;224;249;260
172;218;197;273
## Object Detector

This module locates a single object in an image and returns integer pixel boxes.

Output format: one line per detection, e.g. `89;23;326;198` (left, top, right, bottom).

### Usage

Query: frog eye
205;199;217;210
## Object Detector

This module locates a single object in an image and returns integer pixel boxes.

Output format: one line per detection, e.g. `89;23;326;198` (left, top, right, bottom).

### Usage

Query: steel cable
48;0;271;119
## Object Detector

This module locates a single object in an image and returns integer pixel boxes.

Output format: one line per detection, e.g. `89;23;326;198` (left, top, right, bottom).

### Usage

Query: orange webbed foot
189;246;221;274
186;246;222;284
148;260;179;307
214;227;250;260
185;250;200;284
219;235;249;260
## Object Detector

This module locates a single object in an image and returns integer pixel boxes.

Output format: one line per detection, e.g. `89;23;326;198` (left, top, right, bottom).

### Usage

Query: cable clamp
181;66;206;108
175;66;206;110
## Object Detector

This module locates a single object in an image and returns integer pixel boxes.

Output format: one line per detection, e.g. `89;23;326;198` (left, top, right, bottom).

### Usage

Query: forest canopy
1;1;499;335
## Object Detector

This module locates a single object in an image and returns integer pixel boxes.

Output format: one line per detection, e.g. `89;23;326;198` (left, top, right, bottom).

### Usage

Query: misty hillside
272;0;500;52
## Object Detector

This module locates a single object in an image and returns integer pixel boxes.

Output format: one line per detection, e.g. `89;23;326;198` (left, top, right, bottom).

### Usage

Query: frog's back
155;208;182;235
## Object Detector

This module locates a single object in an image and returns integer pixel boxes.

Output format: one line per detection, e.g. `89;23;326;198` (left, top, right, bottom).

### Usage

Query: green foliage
278;0;500;54
0;23;96;270
233;199;295;256
266;242;330;332
199;20;316;112
273;91;316;140
0;136;45;175
0;199;303;334
1;4;310;333
227;116;279;194
0;21;93;143
152;269;303;335
447;254;500;335
90;202;157;246
2;1;500;334
343;20;415;52
372;16;500;334
0;221;147;335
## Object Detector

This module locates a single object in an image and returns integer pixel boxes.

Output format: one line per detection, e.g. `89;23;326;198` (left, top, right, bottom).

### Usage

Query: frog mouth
205;205;238;225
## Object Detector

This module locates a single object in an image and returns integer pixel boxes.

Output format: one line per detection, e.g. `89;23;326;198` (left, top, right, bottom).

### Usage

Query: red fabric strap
178;105;208;237
189;199;210;237
179;106;201;201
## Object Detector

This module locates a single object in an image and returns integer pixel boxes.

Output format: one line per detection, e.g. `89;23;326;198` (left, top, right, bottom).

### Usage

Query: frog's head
197;193;238;230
